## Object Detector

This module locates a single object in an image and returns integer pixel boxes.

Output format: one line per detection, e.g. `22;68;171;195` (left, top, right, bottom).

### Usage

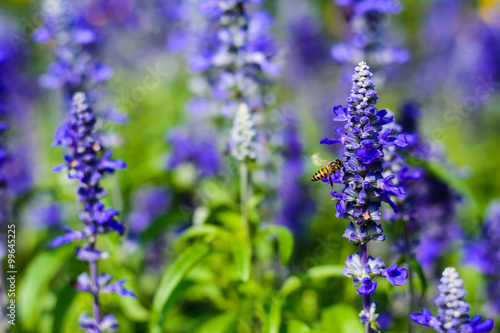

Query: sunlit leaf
267;297;283;333
307;265;344;281
287;319;310;333
233;235;252;281
196;311;238;333
18;247;73;330
321;304;362;333
149;243;211;333
258;225;295;265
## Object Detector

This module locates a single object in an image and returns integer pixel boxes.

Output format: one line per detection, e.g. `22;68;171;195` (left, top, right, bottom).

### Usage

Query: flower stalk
360;243;372;333
51;92;134;332
318;61;409;330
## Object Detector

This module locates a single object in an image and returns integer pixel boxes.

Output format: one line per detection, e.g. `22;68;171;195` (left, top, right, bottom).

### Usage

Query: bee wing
311;153;329;167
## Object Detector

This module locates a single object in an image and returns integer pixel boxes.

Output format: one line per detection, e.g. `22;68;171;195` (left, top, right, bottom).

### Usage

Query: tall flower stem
89;240;101;326
240;162;250;236
319;62;409;330
51;93;134;332
360;243;372;333
403;228;415;333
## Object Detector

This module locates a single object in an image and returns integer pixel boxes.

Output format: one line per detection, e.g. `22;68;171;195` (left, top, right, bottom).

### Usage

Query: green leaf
51;284;77;333
321;304;362;333
18;247;73;330
196;311;238;333
287;319;310;333
267;297;283;333
307;265;344;280
409;257;427;298
233;238;252;281
119;294;150;322
280;276;302;296
149;244;211;333
215;210;242;230
258;226;295;265
175;224;228;249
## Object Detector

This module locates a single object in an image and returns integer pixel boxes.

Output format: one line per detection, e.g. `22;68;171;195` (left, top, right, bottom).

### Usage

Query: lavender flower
332;0;409;70
194;0;279;112
128;186;171;235
464;200;500;314
385;103;461;269
318;61;408;331
33;0;112;96
414;0;500;99
51;92;133;332
410;267;494;332
280;0;330;82
275;109;314;233
166;124;221;177
0;16;38;197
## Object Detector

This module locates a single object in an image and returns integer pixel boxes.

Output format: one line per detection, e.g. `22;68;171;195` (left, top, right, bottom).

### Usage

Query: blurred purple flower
464;200;500;314
128;186;171;235
410;267;494;332
332;0;409;69
166;125;221;177
414;0;500;99
33;0;113;97
193;0;279;111
275;108;314;233
385;103;461;269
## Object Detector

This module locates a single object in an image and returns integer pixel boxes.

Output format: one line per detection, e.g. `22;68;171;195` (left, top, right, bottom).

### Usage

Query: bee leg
329;174;334;189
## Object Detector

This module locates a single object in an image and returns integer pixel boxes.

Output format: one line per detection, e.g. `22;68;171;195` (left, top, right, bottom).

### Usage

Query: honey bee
311;153;344;187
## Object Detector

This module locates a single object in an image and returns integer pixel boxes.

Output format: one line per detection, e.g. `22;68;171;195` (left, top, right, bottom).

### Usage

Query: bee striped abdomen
311;167;330;181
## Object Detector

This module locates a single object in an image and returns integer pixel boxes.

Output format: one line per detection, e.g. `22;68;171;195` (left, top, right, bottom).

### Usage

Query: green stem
404;227;415;333
240;162;249;234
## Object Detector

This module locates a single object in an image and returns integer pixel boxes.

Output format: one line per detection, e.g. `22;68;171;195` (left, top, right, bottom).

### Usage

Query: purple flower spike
382;264;408;286
410;267;494;332
51;93;128;331
320;62;405;223
313;62;410;331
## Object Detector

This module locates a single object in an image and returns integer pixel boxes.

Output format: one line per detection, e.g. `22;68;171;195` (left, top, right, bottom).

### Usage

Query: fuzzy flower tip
230;103;258;162
322;61;406;225
410;267;494;332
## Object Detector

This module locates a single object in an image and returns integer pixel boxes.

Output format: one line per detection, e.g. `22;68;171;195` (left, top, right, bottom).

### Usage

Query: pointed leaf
18;247;73;330
196;311;238;333
233;238;252;281
259;225;295;265
307;265;344;281
149;244;211;333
